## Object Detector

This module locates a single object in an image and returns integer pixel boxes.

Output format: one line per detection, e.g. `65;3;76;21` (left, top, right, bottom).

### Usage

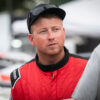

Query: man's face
28;17;66;56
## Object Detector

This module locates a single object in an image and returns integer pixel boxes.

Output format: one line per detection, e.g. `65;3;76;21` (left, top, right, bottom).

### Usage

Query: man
72;44;100;100
10;4;87;100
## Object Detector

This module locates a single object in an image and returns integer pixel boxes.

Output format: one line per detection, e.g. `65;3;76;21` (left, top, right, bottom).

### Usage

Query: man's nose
48;30;55;40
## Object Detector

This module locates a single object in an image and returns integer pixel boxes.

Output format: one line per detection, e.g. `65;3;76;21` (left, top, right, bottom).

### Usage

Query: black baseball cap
27;4;66;33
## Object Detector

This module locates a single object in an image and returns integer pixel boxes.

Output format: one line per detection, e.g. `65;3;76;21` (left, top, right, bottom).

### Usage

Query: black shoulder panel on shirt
10;68;21;88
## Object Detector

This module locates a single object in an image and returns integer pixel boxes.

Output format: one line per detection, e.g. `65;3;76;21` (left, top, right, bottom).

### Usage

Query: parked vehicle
0;51;33;87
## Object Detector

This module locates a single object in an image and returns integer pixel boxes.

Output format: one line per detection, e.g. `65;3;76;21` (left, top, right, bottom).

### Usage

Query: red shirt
10;48;87;100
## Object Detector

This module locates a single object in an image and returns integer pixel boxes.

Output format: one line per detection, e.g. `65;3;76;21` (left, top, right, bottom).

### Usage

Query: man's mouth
48;43;57;47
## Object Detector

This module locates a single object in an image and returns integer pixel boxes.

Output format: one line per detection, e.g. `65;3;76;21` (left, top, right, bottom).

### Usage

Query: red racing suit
10;48;88;100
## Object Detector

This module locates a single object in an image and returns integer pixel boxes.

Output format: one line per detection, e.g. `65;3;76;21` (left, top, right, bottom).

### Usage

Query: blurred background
0;0;100;99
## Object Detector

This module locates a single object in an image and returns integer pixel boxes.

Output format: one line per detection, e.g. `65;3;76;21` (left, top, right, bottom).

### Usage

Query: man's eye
53;28;59;32
39;30;47;34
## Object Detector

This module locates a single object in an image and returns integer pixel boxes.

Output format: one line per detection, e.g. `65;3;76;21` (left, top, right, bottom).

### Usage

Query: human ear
28;34;35;46
63;27;66;38
63;27;65;34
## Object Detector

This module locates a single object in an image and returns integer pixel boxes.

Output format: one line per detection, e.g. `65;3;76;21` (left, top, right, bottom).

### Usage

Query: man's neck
38;49;65;65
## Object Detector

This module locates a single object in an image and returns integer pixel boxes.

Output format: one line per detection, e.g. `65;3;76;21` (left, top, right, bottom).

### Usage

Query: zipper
52;73;54;79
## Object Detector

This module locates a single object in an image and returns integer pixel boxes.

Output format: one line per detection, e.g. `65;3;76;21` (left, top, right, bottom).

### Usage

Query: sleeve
10;68;23;100
72;44;100;100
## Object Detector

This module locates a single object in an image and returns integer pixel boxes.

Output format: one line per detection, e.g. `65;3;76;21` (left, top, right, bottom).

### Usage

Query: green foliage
0;0;72;17
0;0;6;11
0;0;72;12
50;0;72;6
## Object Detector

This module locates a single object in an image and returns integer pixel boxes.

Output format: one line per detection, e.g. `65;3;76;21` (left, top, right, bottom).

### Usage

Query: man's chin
47;49;61;56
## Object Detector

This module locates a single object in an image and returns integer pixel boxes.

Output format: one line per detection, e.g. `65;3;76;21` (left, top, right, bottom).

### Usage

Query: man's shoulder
68;53;88;68
25;58;36;64
10;58;36;88
10;68;21;88
10;58;36;77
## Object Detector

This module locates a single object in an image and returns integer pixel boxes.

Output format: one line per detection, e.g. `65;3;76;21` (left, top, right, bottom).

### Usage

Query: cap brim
42;8;66;20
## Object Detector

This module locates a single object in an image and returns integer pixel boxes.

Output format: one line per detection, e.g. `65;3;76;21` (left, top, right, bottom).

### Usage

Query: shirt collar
36;47;70;72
